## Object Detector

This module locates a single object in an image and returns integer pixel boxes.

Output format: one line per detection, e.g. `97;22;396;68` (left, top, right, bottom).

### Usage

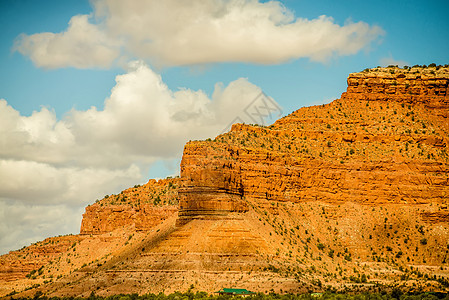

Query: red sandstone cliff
80;178;180;234
344;67;449;118
2;66;449;298
179;66;448;225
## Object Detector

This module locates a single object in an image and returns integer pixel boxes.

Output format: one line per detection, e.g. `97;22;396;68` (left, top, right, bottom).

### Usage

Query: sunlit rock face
179;66;449;220
2;66;449;298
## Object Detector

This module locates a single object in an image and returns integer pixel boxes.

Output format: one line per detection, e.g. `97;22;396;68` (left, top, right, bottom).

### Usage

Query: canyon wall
179;66;449;223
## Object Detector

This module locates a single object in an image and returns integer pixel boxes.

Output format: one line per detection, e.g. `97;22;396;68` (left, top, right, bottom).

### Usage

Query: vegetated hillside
1;65;448;298
80;178;180;234
0;178;181;298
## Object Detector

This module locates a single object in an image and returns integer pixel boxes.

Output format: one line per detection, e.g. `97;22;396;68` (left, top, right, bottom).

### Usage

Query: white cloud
0;201;84;255
0;161;141;254
14;0;384;69
13;14;120;69
0;160;141;205
0;61;277;254
1;61;269;169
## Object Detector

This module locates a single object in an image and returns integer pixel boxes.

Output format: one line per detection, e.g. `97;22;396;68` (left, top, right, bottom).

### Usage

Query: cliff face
80;204;177;234
3;66;449;298
179;66;449;224
80;178;180;234
344;67;449;118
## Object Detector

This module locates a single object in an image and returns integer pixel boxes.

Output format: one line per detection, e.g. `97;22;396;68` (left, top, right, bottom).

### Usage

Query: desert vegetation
9;290;449;300
1;66;447;298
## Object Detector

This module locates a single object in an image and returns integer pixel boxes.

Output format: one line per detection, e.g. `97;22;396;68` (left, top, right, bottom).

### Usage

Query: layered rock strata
179;66;449;223
80;178;180;234
344;66;449;118
0;235;82;282
2;66;449;298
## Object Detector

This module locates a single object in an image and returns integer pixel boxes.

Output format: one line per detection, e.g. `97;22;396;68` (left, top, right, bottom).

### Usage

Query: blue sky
2;0;448;118
0;0;448;254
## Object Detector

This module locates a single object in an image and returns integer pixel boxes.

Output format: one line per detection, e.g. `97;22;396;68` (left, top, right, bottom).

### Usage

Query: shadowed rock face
177;187;248;226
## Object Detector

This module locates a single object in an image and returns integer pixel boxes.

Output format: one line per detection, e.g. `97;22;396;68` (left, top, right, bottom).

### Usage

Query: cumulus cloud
13;14;120;69
0;62;267;168
14;0;384;69
0;201;84;255
0;61;278;254
0;160;141;204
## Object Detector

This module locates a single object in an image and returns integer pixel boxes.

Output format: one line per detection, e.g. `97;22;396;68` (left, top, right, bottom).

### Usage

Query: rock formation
179;66;448;224
80;178;180;234
1;65;448;298
0;236;82;282
344;67;449;119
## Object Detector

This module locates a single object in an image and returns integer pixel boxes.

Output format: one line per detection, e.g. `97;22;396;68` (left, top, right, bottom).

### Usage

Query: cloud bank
0;61;276;254
14;0;384;69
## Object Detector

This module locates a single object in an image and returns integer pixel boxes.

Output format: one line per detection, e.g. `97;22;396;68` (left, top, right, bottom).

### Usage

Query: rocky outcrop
0;235;81;282
177;187;248;225
342;66;449;119
80;204;177;234
80;178;180;234
179;66;449;223
3;66;449;298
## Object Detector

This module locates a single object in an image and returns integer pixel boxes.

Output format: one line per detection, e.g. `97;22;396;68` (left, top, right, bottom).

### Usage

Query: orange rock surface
0;235;82;282
179;66;449;224
344;67;449;118
2;66;449;298
80;178;180;234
